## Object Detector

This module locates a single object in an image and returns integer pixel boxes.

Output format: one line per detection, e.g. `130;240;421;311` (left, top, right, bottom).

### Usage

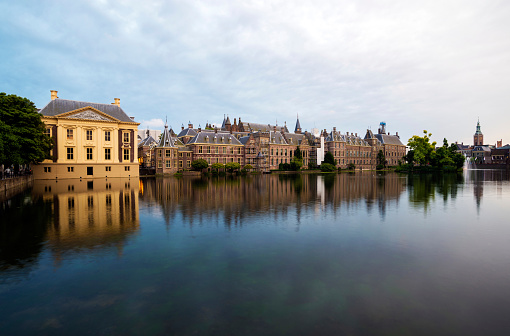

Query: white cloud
2;0;510;145
139;118;165;130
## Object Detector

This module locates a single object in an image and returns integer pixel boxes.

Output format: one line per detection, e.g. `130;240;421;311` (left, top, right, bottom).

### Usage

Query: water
1;171;510;335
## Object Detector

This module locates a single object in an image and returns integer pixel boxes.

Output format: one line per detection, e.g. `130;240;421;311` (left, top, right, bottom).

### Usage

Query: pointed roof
475;119;483;135
295;115;301;132
157;125;176;148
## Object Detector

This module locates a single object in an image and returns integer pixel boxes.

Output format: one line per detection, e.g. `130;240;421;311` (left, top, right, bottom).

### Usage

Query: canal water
1;171;510;335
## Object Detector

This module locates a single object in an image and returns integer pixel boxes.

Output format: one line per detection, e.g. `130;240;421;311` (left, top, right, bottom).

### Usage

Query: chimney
130;116;135;121
347;132;349;136
215;127;218;133
355;133;357;137
198;125;201;132
333;127;336;132
181;125;184;130
396;132;399;138
50;90;58;100
112;98;120;106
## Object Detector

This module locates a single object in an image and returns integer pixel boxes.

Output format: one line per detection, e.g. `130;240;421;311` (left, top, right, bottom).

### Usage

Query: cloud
139;118;165;130
2;0;510;145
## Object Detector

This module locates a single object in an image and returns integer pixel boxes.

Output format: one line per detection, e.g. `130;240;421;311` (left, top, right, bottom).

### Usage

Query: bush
320;163;336;172
376;164;384;170
347;163;356;170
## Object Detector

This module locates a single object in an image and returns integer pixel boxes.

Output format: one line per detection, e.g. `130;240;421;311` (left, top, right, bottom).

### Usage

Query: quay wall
1;175;34;202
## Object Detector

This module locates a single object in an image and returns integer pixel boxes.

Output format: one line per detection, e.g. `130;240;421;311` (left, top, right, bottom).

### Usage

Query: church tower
474;119;483;146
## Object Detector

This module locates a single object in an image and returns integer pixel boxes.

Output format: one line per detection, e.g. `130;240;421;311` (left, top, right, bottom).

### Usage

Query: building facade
34;91;139;179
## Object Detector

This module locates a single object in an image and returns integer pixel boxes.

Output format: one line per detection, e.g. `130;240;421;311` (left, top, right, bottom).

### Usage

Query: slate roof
138;135;156;147
239;136;251;145
269;131;288;145
187;131;243;145
157;125;176;148
295;118;301;132
283;133;306;146
39;99;134;123
177;128;198;138
374;134;404;146
242;122;289;133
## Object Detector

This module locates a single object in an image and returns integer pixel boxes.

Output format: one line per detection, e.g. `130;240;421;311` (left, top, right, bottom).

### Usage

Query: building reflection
139;172;407;228
32;179;139;266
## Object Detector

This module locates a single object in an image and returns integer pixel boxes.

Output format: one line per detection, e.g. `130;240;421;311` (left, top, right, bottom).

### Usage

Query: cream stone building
33;90;140;179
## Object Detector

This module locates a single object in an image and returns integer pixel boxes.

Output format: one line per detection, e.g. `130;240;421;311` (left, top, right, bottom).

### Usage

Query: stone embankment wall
1;175;33;202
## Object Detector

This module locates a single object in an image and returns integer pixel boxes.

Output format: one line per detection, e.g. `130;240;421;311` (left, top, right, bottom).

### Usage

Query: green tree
243;164;253;171
0;92;53;165
323;151;336;165
376;150;386;169
320;163;336;172
290;146;303;170
191;159;208;171
211;163;224;172
407;130;437;165
294;146;303;160
347;163;356;170
225;162;241;173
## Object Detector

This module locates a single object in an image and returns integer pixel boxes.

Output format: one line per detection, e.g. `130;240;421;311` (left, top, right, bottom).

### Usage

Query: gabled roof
39;99;134;123
157;125;176;148
269;131;288;145
138;135;156;147
374;134;404;146
283;133;307;146
187;131;243;145
177;127;198;138
325;130;345;142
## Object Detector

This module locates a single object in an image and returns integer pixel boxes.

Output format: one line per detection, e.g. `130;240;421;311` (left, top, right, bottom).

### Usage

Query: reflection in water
139;173;407;229
31;179;139;267
2;172;510;335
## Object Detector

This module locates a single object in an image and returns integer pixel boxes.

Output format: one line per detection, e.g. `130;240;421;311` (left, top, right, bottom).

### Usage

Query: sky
1;0;509;146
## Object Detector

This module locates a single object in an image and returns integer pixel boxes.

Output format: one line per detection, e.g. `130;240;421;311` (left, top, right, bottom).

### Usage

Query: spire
294;113;302;134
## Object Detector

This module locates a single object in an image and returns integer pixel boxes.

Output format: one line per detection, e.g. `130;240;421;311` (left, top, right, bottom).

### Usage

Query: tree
191;159;208;171
407;130;437;165
211;163;224;172
323;151;336;165
294;146;303;160
347;163;356;170
320;163;336;172
243;164;253;171
290;146;303;170
376;150;386;169
225;162;241;173
0;92;53;166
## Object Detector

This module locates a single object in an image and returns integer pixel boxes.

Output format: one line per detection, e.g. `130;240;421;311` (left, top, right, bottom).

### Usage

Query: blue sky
1;0;509;145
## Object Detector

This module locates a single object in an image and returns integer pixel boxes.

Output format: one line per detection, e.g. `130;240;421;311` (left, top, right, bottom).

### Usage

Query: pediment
56;107;120;122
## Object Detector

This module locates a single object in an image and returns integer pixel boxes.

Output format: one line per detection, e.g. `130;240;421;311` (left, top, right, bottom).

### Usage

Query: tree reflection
407;173;464;210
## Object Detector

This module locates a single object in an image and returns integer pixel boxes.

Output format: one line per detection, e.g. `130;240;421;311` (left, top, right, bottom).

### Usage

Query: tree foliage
211;163;224;171
405;132;464;170
320;163;336;172
377;150;386;167
225;162;241;173
407;130;437;165
0;92;53;165
323;151;336;165
191;159;208;171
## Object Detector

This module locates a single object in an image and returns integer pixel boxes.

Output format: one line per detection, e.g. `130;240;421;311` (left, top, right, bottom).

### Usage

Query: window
123;132;130;143
86;148;93;160
157;160;162;168
166;160;171;168
158;150;162;157
187;160;191;168
67;167;74;172
166;149;171;158
44;128;51;136
179;160;183;168
105;148;111;160
206;146;210;154
86;130;93;141
187;152;191;157
198;146;203;154
44;167;51;173
67;129;74;140
105;131;111;142
125;166;130;171
124;149;130;161
67;147;74;160
105;166;111;172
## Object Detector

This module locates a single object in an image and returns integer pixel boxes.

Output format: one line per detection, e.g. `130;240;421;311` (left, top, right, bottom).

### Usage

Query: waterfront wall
473;163;510;170
1;175;34;202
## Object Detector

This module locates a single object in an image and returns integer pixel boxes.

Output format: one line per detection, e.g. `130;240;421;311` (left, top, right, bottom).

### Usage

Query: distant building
34;90;139;179
474;119;484;146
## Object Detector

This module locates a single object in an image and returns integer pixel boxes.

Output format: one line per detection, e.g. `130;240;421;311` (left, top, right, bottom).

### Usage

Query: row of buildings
34;91;406;179
456;120;509;164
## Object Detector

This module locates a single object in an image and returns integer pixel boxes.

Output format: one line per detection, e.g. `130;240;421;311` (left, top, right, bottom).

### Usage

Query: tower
474;119;483;146
294;114;302;134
